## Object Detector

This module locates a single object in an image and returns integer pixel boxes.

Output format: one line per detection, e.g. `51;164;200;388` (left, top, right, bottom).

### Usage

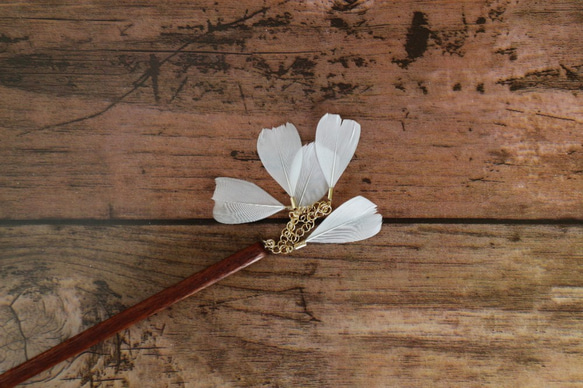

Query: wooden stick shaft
0;242;268;387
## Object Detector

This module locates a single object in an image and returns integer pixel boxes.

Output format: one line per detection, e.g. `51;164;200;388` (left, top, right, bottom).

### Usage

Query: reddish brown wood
0;242;268;388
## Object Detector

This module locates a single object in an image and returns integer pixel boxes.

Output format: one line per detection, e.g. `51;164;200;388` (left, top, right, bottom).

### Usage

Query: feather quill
212;178;285;224
306;196;381;244
292;143;328;207
315;114;361;190
257;123;302;198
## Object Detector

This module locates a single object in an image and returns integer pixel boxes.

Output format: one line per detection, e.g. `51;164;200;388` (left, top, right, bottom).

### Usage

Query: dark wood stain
498;66;583;91
394;11;430;68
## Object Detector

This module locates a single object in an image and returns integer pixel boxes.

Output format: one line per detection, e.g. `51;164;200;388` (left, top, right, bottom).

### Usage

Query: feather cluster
212;113;381;250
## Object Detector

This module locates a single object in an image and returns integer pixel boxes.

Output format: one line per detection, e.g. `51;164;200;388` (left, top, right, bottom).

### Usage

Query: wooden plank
1;0;582;220
1;223;583;386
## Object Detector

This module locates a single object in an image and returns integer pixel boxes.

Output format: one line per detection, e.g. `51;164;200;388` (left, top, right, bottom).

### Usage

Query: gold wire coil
263;199;332;254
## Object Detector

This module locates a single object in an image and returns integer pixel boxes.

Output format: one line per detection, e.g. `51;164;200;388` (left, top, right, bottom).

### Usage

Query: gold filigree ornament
264;198;332;254
212;114;382;253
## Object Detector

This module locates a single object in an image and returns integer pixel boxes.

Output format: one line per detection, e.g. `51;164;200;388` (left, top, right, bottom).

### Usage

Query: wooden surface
2;224;583;387
0;243;267;387
1;0;582;386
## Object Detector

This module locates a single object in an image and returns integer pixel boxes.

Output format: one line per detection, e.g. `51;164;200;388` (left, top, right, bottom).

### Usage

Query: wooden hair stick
0;243;268;388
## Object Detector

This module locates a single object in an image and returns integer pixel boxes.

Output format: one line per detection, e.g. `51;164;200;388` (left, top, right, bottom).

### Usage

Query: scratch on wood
149;54;161;103
21;5;271;135
238;82;248;113
118;23;134;37
169;76;188;103
506;107;579;123
535;112;577;122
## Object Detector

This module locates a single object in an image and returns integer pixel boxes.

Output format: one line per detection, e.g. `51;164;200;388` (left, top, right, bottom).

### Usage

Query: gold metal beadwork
263;199;332;254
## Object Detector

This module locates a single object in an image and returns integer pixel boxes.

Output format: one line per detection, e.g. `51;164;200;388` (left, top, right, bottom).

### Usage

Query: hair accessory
0;113;381;387
213;113;382;254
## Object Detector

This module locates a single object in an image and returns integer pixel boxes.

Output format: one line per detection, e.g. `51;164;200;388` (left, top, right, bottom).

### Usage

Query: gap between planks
0;218;582;227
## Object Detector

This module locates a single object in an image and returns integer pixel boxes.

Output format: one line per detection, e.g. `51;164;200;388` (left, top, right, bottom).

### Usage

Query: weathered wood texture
1;0;582;219
1;224;583;387
0;242;267;387
2;1;583;387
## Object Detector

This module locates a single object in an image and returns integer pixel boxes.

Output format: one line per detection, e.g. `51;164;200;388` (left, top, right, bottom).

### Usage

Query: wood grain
2;1;583;387
1;0;582;220
1;224;583;387
0;242;267;387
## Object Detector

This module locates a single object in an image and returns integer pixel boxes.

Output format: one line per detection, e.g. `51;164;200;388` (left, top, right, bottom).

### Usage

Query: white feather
212;177;285;224
306;196;382;244
292;143;329;206
257;122;302;197
315;113;361;189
